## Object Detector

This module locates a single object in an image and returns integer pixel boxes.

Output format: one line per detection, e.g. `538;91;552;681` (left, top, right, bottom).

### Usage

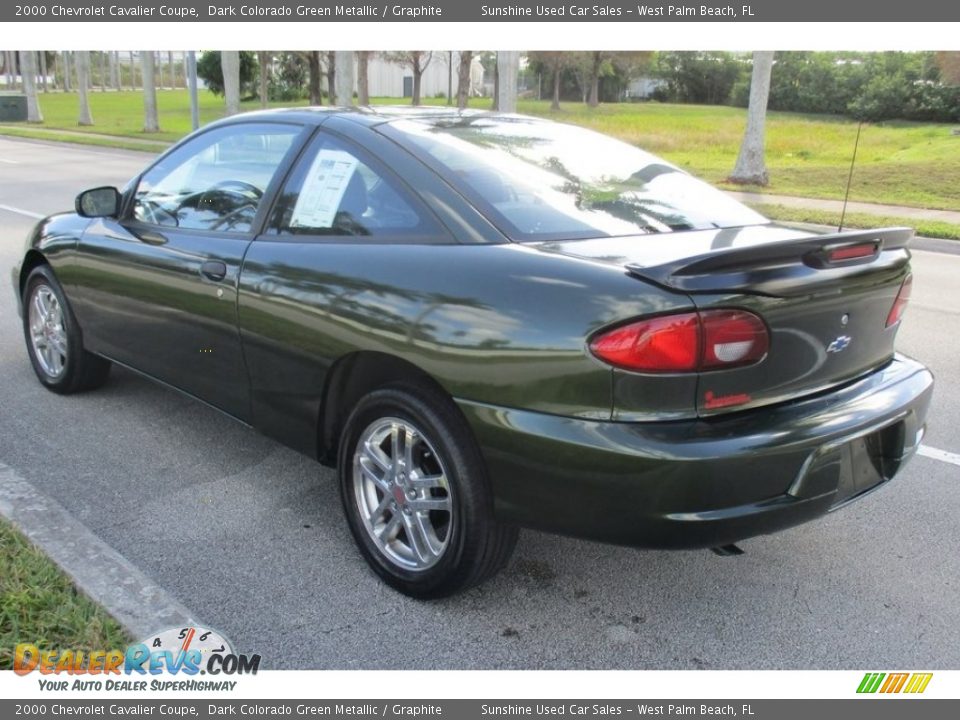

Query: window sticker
290;148;360;229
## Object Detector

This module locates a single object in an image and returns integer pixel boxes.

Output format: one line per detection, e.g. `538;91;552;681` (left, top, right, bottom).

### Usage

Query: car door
69;121;307;421
237;127;455;455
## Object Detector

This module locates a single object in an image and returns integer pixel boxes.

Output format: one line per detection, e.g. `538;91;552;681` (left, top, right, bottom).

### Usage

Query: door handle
200;260;228;282
134;229;168;246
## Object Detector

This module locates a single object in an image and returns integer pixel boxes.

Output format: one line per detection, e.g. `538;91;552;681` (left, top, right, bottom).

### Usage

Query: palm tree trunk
109;51;119;90
20;51;43;123
62;51;72;92
258;51;269;108
141;51;159;132
76;51;93;125
357;51;370;105
221;51;241;116
730;51;774;186
39;51;48;93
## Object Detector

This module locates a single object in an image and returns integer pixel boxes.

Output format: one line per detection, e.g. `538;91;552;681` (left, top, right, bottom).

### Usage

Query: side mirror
76;186;121;218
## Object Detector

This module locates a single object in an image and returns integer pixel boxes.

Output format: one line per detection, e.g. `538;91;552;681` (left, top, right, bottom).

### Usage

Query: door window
132;123;302;233
268;132;442;240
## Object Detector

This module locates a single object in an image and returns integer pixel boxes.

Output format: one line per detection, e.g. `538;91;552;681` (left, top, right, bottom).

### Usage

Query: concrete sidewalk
728;190;960;224
0;124;169;149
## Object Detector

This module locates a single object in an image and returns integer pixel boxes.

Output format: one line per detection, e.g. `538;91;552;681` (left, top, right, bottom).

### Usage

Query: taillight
589;310;768;373
700;310;769;369
886;273;912;328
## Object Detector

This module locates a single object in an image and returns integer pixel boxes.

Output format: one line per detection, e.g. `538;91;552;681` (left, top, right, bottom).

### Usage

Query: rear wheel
22;265;111;394
338;384;517;598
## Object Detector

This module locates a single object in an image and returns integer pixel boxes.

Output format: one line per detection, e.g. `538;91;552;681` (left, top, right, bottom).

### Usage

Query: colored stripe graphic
857;672;932;694
857;673;885;693
880;673;909;693
904;673;933;694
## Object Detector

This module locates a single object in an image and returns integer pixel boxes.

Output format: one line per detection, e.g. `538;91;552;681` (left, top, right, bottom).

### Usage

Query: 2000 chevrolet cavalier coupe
12;108;933;597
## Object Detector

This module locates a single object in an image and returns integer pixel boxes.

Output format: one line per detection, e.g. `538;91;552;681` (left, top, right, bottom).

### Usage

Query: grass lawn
0;518;130;670
2;90;959;213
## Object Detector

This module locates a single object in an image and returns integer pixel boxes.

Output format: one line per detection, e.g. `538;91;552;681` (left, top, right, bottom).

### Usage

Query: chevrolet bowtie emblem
827;335;852;353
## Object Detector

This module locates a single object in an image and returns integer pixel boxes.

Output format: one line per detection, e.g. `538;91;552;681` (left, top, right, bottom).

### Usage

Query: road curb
0;460;200;640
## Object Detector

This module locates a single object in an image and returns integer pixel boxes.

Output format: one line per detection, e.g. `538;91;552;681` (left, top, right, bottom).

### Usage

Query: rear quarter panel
237;240;695;451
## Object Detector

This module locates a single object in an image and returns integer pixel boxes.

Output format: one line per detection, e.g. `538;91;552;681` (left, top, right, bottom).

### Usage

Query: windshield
385;116;768;242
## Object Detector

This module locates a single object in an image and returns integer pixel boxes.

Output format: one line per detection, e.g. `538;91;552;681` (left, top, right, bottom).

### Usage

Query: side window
269;133;442;239
133;123;302;233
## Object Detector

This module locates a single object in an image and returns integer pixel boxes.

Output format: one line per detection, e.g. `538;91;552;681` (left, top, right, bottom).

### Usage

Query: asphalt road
1;136;958;670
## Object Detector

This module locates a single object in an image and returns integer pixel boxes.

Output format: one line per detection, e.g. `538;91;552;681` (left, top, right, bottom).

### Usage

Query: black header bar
4;0;960;23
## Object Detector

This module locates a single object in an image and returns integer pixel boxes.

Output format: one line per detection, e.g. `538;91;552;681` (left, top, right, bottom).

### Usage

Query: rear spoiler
625;227;913;297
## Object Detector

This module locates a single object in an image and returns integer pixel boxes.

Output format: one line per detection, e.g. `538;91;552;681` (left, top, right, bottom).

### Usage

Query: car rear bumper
457;353;934;549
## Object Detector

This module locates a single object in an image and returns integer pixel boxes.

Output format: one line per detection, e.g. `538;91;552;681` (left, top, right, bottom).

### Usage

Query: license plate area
832;420;906;507
789;419;907;506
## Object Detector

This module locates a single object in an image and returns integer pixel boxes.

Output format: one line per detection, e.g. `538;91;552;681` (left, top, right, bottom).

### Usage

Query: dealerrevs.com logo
857;672;933;694
14;626;260;692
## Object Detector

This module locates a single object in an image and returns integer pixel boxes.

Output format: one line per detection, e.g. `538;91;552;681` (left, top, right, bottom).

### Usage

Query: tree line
654;51;960;123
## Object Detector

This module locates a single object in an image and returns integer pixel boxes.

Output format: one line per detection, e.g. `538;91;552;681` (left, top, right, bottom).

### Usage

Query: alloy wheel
352;417;454;571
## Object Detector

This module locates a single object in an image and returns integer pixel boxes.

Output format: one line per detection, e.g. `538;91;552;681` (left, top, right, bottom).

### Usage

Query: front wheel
338;384;517;598
22;265;111;394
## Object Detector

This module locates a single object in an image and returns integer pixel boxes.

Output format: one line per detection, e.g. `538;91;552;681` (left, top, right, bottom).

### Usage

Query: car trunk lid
533;224;913;417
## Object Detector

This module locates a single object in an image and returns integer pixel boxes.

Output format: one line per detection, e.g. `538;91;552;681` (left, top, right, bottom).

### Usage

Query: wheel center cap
392;485;406;506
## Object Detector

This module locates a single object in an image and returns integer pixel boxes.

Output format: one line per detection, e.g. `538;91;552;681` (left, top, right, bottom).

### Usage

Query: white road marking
0;158;18;164
0;203;44;219
918;444;960;468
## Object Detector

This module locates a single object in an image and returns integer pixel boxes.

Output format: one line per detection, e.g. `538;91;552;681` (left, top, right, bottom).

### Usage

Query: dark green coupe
12;108;933;597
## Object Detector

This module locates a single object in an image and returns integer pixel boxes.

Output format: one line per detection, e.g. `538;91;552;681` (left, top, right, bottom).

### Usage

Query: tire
338;383;518;598
22;265;111;394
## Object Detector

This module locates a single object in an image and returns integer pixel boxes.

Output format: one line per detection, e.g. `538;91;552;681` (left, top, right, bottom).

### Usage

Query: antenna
839;121;863;232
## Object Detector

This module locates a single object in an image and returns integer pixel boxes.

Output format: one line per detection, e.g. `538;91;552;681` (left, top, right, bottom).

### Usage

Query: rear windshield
385;116;767;242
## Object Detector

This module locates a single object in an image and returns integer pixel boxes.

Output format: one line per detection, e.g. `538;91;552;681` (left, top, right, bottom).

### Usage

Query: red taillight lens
589;312;700;372
589;309;768;373
827;243;878;263
886;273;912;327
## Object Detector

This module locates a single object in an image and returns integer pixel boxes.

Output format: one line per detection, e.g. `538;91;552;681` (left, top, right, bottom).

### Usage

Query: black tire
338;382;518;598
22;265;111;394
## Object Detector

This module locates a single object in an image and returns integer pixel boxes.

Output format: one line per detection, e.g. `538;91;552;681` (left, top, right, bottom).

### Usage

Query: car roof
210;105;544;130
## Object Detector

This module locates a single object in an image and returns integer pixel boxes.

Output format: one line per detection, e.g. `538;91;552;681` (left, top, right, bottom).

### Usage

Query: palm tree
334;51;354;106
141;51;159;132
258;51;270;108
20;51;43;123
61;51;72;92
357;51;370;105
496;52;518;113
730;51;775;186
109;51;119;90
221;51;241;116
76;51;93;125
